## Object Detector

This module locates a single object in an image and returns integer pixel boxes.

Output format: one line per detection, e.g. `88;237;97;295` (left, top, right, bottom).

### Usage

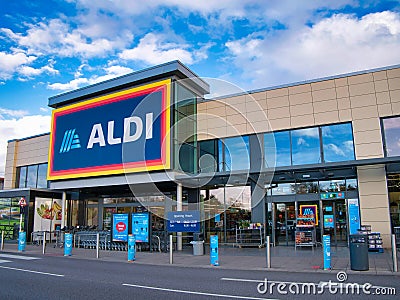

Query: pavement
2;241;399;276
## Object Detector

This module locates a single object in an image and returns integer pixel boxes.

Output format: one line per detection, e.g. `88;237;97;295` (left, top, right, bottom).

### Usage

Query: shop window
321;123;355;162
18;166;27;188
319;180;345;192
265;131;291;168
382;116;400;157
346;179;358;191
199;139;218;173
272;183;296;195
296;182;319;194
291;127;321;165
37;164;48;188
223;136;250;171
16;163;48;188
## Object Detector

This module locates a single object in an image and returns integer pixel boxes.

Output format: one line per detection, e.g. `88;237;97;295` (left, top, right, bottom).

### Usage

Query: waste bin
193;232;204;241
349;234;369;271
190;240;204;255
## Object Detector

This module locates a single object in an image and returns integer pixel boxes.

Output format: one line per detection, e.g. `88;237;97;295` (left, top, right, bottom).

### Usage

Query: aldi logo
59;129;81;153
48;79;171;180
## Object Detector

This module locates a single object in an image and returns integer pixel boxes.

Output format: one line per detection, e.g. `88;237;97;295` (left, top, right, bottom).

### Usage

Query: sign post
323;234;331;270
18;197;27;252
210;235;219;266
128;234;136;262
64;233;73;256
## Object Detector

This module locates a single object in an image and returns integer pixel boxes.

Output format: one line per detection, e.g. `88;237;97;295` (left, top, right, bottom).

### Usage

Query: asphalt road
0;252;398;300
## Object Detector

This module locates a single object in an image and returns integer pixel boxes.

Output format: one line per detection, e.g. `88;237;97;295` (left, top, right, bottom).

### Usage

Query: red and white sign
18;197;27;207
116;222;127;232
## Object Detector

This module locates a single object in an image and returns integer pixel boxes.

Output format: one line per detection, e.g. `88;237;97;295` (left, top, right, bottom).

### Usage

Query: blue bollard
210;235;219;266
18;232;26;252
64;233;73;256
323;234;331;270
128;234;136;261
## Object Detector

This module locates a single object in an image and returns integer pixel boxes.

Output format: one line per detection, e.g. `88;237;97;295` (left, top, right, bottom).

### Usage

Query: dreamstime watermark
257;271;396;296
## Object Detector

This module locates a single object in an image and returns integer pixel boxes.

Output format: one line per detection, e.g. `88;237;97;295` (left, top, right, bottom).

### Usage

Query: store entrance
274;202;296;246
322;199;348;246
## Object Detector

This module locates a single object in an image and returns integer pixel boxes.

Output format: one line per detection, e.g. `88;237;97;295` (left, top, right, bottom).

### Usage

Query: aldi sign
48;79;171;180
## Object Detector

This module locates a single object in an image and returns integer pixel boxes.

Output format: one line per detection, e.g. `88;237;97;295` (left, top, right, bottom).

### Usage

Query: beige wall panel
378;103;393;117
226;124;248;137
223;96;245;107
246;100;266;113
352;118;381;133
313;99;338;113
288;92;312;106
269;118;291;131
335;86;349;98
348;82;375;97
289;103;313;117
207;106;226;116
391;102;400;115
247;121;269;134
388;77;400;91
338;109;352;122
267;87;288;98
374;79;389;93
351;106;378;120
225;105;239;116
372;70;387;81
337;97;351;110
313;111;339;125
387;67;400;79
290;114;314;128
246;110;268;122
358;181;389;197
227;102;246;114
347;73;373;85
376;91;391;104
357;164;386;182
207;117;227;128
255;99;269;111
359;207;390;222
268;106;290;119
365;221;392;246
350;93;377;108
197;132;214;141
334;77;348;87
288;84;311;95
207;126;227;138
354;142;383;159
389;89;400;102
249;91;266;101
226;113;247;125
312;88;336;102
311;79;335;91
266;96;289;109
207;101;225;109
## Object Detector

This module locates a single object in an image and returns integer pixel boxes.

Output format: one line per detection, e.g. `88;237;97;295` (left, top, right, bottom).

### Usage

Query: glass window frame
382;116;400;157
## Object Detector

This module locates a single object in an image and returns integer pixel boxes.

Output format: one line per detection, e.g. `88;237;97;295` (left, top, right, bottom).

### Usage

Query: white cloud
0;114;51;176
0;108;28;119
225;11;400;88
119;33;196;65
47;64;134;91
0;51;37;80
297;137;308;146
2;18;132;59
326;143;346;157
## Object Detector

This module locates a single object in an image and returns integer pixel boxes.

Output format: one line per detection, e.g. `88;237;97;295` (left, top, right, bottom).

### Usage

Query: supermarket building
1;61;400;249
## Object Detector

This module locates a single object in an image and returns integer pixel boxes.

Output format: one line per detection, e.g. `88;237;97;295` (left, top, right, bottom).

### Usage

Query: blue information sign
128;234;136;261
324;215;334;228
348;199;361;235
18;231;26;252
323;235;331;270
210;235;219;266
64;233;73;256
112;213;129;242
167;211;200;232
132;213;149;243
321;192;345;200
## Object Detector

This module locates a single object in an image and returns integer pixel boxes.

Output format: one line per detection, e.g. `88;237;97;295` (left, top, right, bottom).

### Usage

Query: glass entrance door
274;202;296;246
322;200;348;246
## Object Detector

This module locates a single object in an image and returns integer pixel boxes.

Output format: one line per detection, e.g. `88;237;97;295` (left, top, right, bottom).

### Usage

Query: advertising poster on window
347;199;360;235
299;204;318;225
34;198;62;233
112;213;129;242
132;212;149;243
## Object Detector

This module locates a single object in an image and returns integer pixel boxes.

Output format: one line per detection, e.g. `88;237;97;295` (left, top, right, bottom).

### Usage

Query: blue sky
0;0;400;175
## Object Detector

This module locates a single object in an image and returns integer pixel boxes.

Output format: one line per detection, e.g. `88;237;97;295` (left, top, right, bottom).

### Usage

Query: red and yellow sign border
47;79;171;180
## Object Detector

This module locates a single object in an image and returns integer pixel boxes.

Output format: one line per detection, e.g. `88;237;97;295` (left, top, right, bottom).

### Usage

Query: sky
0;0;400;176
